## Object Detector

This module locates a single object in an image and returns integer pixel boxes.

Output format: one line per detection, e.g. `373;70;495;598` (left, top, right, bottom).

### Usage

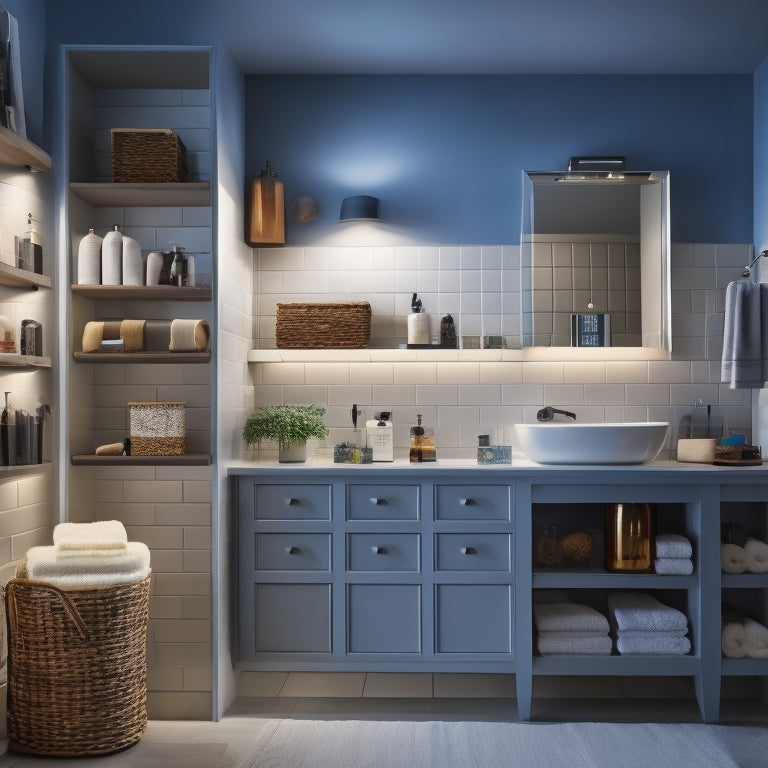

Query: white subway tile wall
251;242;753;459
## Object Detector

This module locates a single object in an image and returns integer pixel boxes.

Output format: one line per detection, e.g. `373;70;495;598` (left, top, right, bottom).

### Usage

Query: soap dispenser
407;293;430;345
366;411;394;462
409;413;436;463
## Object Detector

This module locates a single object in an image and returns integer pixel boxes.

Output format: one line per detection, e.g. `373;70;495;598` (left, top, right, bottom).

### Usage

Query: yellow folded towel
120;319;146;351
169;318;210;351
53;520;128;552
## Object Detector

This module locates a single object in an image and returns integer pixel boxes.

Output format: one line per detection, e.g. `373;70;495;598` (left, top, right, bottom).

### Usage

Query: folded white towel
607;591;688;633
533;602;610;634
745;617;768;658
654;558;693;576
537;633;613;655
721;543;747;573
615;633;691;655
744;537;768;573
26;542;150;580
722;618;749;659
655;534;692;559
53;520;128;552
56;547;129;559
617;629;687;639
24;568;150;589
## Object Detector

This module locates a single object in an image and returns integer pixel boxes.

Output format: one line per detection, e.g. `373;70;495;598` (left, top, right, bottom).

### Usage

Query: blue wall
755;57;768;255
246;74;754;245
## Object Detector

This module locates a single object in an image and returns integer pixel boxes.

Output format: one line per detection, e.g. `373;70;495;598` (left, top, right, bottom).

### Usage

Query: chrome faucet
536;406;576;422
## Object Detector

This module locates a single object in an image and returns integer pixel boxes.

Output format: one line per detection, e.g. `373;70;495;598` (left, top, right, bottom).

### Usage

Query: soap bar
676;438;715;463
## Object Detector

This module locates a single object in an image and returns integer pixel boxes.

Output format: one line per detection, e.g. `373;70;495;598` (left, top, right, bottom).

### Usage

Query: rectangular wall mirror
520;170;671;355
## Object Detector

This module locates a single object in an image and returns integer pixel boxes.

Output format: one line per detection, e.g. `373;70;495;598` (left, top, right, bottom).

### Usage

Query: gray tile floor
0;673;766;767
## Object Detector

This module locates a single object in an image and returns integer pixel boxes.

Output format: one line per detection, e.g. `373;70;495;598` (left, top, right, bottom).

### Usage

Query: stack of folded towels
720;522;768;574
653;533;693;575
533;590;612;655
23;520;150;588
721;606;768;658
607;591;691;655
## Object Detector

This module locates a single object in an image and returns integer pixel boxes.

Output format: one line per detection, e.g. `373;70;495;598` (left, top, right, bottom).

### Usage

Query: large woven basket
111;128;190;183
129;400;186;456
5;574;152;757
276;302;371;348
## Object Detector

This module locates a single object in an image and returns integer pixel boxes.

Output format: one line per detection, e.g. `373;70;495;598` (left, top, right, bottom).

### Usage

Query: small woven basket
129;400;186;456
111;128;190;183
276;302;372;348
4;574;151;757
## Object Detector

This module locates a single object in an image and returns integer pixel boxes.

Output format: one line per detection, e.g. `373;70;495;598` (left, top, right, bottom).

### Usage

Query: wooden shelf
0;262;51;289
74;351;210;364
532;570;696;589
72;452;210;466
70;181;210;207
71;284;211;301
0;353;51;369
0;126;51;172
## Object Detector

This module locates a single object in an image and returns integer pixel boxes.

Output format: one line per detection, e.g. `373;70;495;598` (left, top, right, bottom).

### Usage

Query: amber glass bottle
604;502;655;571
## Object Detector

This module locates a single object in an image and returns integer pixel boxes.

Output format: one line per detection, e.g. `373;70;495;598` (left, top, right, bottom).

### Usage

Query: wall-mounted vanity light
339;195;381;222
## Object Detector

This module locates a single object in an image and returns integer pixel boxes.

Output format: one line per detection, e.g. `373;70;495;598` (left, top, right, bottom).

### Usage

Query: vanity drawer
254;484;331;520
347;533;420;572
255;533;331;571
346;484;420;520
434;485;511;521
435;533;512;572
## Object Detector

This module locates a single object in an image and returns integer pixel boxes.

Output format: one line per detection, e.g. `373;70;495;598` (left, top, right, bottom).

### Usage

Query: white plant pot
278;441;307;463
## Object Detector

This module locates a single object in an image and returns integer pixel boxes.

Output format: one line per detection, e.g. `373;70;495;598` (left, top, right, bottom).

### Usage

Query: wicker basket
111;128;190;183
276;302;372;348
5;574;152;757
129;401;186;456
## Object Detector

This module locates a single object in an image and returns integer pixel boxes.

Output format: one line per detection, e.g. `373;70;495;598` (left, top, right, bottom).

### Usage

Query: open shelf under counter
532;569;697;589
71;284;212;301
533;654;701;676
0;126;51;172
70;181;211;207
0;353;51;369
74;351;210;364
0;262;51;290
71;452;211;466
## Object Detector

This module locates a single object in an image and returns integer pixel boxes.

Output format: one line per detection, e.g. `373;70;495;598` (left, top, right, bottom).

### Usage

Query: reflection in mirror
521;171;670;353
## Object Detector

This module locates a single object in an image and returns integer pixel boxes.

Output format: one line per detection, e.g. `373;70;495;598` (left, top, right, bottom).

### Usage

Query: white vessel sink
514;422;669;465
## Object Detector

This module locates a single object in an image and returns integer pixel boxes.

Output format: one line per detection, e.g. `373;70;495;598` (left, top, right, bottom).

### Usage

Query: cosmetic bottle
409;413;436;463
407;293;430;345
366;411;394;462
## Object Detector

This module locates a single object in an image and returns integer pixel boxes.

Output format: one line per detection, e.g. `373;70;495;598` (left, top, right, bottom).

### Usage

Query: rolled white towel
654;558;693;576
722;617;749;659
721;542;747;574
53;520;128;552
537;633;613;655
744;538;768;574
533;602;610;634
655;533;692;559
745;617;768;658
607;591;688;633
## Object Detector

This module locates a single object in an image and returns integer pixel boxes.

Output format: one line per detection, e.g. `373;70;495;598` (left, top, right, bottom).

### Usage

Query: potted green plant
243;404;329;463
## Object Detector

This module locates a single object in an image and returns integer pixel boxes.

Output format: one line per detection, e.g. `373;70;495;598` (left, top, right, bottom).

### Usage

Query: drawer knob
369;497;387;505
461;546;477;555
284;497;298;506
459;498;475;506
285;546;300;555
372;545;387;555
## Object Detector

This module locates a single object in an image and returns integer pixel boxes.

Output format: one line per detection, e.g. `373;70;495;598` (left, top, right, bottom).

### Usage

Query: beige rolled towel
120;319;146;351
95;441;125;456
169;318;210;351
81;321;104;353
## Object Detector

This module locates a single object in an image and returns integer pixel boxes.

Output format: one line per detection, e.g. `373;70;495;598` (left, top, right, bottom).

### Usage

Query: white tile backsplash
249;242;754;456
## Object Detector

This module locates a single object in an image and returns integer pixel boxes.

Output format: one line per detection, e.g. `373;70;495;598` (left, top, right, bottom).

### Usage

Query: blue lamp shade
339;195;381;221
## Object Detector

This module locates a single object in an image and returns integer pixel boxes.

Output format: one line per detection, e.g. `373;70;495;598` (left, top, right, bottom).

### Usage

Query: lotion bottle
407;293;430;345
366;411;393;462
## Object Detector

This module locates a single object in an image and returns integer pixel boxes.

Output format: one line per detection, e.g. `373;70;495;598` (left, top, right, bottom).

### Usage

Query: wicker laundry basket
111;128;190;183
4;573;152;756
276;302;372;348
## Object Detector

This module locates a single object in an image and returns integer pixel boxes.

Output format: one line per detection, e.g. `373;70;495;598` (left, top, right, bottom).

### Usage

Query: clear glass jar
604;502;655;571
